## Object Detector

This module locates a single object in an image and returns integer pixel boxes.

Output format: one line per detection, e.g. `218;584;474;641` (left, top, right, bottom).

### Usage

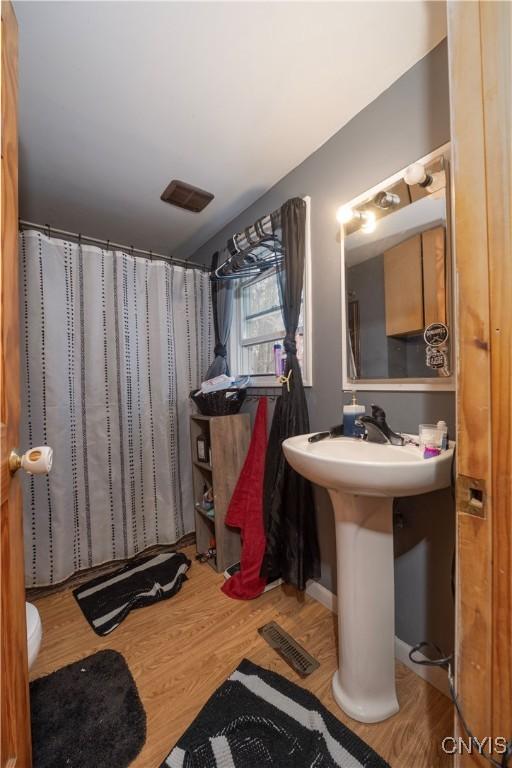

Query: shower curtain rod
19;219;209;272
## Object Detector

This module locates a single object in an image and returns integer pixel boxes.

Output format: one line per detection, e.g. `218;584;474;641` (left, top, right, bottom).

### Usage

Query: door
1;1;32;765
448;2;511;766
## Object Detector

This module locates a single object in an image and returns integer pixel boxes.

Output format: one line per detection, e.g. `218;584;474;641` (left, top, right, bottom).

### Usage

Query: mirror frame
340;142;455;392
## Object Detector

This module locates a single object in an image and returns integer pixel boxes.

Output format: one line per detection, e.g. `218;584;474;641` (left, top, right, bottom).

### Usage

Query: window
229;197;312;386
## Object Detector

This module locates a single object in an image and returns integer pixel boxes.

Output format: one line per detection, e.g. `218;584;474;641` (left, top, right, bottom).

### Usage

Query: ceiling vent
160;180;214;213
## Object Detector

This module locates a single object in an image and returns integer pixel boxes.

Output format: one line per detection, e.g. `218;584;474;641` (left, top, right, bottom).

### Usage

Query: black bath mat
73;550;190;635
31;649;146;768
161;658;390;767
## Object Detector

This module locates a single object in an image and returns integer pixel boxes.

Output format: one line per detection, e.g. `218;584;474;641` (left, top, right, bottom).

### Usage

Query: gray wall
191;41;454;654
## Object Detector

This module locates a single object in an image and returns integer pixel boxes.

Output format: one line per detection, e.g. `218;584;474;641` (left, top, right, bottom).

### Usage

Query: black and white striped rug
73;551;190;635
161;659;390;768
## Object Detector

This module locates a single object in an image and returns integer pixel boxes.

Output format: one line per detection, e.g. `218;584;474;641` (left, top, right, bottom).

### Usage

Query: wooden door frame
448;2;511;765
1;1;32;765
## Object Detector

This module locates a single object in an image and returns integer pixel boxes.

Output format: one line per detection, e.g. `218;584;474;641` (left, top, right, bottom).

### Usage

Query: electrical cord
409;642;512;767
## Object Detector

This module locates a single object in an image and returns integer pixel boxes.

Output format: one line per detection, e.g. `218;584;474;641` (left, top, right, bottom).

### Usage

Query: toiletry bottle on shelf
197;434;210;463
343;391;366;438
273;343;282;378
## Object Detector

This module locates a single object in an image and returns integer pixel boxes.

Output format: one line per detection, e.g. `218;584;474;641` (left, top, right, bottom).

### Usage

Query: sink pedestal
281;432;454;723
330;491;398;724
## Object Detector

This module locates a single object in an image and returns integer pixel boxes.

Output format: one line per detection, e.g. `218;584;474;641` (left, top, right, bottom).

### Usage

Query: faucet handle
371;404;386;423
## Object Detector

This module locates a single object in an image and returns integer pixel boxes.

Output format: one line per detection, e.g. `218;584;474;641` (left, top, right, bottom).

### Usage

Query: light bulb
374;191;400;209
361;211;377;233
336;206;354;225
404;162;429;186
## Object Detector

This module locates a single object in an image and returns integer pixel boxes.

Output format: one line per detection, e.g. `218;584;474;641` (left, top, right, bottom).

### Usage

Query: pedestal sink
282;434;454;724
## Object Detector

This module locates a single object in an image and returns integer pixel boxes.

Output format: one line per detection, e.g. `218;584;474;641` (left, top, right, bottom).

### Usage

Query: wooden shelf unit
190;413;251;572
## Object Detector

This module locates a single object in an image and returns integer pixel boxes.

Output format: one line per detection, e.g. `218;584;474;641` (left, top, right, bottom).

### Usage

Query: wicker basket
190;388;247;416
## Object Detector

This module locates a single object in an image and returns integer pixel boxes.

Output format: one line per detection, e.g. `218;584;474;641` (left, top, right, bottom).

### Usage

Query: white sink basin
283;434;453;497
283;434;454;724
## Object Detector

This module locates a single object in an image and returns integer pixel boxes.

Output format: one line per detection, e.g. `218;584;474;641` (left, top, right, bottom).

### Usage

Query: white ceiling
15;1;446;260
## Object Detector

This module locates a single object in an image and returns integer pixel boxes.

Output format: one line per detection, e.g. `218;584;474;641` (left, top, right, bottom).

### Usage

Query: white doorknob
9;446;53;476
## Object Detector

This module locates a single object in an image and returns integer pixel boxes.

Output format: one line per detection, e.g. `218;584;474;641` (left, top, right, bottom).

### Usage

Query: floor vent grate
258;621;320;677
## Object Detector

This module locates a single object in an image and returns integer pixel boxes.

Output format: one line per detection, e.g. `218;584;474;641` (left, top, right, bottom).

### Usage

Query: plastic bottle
343;391;366;438
273;344;282;377
281;346;287;375
437;420;449;451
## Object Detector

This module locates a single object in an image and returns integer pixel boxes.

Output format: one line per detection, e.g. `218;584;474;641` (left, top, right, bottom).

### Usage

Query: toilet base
26;602;42;669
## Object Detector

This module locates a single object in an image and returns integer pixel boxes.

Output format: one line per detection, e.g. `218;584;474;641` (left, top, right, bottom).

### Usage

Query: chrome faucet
357;405;404;446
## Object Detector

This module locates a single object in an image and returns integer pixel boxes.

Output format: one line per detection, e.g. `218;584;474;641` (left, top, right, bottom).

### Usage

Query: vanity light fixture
336;205;356;224
336;206;377;234
404;162;433;188
360;210;376;233
373;191;400;209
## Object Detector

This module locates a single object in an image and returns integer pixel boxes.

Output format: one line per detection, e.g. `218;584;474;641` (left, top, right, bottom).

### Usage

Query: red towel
221;397;268;600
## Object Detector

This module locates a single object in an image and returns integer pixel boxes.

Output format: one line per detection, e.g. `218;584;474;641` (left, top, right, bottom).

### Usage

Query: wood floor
30;546;453;767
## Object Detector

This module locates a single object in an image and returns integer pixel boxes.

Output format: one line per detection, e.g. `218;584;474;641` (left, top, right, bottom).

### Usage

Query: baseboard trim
305;580;449;698
305;579;338;613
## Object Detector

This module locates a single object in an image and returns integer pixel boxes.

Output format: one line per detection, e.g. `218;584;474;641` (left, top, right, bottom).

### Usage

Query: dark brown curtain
261;198;320;589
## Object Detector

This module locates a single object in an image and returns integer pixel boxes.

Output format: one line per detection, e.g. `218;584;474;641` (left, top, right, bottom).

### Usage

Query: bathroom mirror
340;144;454;391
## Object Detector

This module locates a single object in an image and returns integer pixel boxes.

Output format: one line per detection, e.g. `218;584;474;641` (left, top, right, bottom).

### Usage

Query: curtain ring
149;249;153;262
78;233;82;247
130;245;134;256
45;223;51;239
106;239;110;252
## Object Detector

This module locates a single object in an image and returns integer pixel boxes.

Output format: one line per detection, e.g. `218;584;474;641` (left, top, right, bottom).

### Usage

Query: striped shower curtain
20;230;212;587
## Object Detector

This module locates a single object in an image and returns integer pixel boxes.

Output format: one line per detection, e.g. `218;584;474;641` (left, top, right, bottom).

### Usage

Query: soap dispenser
343;391;366;438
